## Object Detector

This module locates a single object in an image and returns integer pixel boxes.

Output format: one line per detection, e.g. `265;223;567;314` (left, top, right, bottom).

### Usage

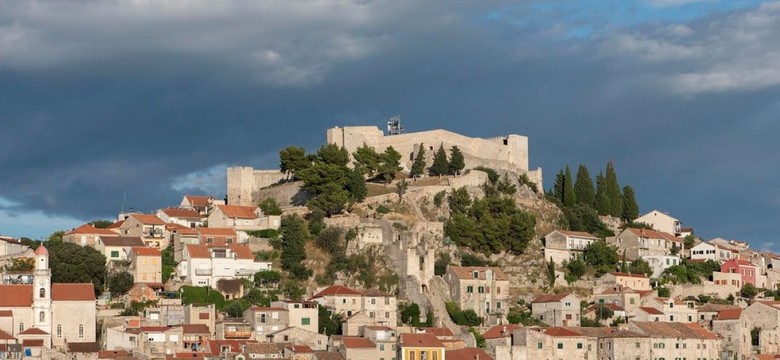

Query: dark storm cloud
1;0;779;247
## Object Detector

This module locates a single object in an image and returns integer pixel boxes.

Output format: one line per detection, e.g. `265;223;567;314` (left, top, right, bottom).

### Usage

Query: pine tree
574;165;595;206
553;169;565;203
410;143;426;177
605;161;623;218
431;144;449;176
448;146;465;175
622;186;639;221
594;172;610;215
562;165;576;207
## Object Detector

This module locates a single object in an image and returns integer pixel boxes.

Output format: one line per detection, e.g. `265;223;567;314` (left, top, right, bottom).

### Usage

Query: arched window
39;288;45;298
39;311;45;322
57;324;62;338
78;324;84;338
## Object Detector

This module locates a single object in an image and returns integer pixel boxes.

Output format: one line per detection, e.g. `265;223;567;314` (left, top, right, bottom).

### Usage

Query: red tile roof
555;230;598;239
19;327;48;335
0;329;15;340
66;224;120;236
399;333;444;348
482;324;521;339
107;220;124;229
311;285;363;299
0;285;32;306
131;247;161;257
448;266;509;281
608;272;649;279
341;337;376;348
423;327;454;337
446;348;495;360
180;324;210;334
543;327;583;337
98;350;130;359
217;205;258;219
160;208;203;219
638;307;665;315
532;293;572;303
284;344;314;353
230;245;255;260
22;339;44;347
67;342;100;353
198;228;237;236
185;195;211;207
186;244;211;259
722;259;758;268
626;228;681;242
35;244;48;255
52;283;96;301
717;308;742;320
100;236;144;247
129;214;166;225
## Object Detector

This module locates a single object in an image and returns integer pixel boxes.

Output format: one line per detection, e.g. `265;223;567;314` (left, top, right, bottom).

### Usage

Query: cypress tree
594;172;610;215
431;144;449;176
448;146;465;175
622;185;640;221
563;165;576;207
605;161;623;218
573;165;595;206
410;143;427;177
553;169;565;203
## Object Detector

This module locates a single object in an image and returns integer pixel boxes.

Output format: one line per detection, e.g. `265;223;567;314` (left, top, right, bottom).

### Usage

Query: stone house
184;304;216;336
593;287;643;313
629;307;665;322
642;254;681;278
215;318;252;341
740;301;780;356
634;210;685;236
598;272;651;291
690;242;739;263
172;227;238;262
398;333;445;360
711;307;747;360
156;208;205;229
583;303;626;325
595;329;650;360
243;301;318;340
607;227;683;260
179;324;211;351
284;344;315;360
119;214;167;248
245;342;284;359
177;244;272;288
309;285;396;328
482;324;521;360
207;205;281;239
339;337;378;360
531;293;581;327
128;247;162;285
543;230;598;265
361;326;396;359
445;266;510;325
625;322;721;360
62;224;119;247
642;297;697;323
265;327;328;351
95;236;144;264
127;283;158;304
508;326;597;360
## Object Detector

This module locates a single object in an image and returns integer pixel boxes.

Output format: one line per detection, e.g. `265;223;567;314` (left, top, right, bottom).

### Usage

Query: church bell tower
32;244;52;334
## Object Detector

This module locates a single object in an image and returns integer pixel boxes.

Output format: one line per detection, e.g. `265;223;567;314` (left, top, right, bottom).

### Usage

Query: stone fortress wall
227;125;542;206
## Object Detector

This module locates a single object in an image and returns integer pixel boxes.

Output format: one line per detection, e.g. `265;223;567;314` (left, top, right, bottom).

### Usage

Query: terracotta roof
0;236;21;245
716;308;742;320
446;348;495;360
160;208;203;219
483;324;521;339
98;350;130;359
140;326;171;332
638;307;664;315
185;244;211;259
608;272;648;279
107;220;124;229
311;285;363;299
312;352;346;360
185;195;211;207
0;329;15;340
180;324;210;334
722;259;757;268
448;266;509;281
66;224;120;236
100;236;144;247
626;228;681;242
22;339;44;347
532;293;572;303
400;333;444;348
246;343;283;354
198;228;237;236
0;310;12;317
587;303;625;312
285;344;314;353
67;342;100;353
166;353;205;360
52;283;96;301
0;285;32;306
230;245;255;260
631;321;719;339
601;330;646;338
423;327;454;337
555;230;598;239
543;327;583;337
341;336;376;348
35;244;48;255
128;214;166;225
19;327;48;335
364;325;393;331
131;247;161;257
217;205;258;219
205;340;250;356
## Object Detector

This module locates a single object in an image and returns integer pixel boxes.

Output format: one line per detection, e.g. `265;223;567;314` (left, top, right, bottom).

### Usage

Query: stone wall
226;167;287;206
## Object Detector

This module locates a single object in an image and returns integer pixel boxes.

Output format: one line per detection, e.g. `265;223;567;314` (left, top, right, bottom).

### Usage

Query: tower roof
35;244;48;256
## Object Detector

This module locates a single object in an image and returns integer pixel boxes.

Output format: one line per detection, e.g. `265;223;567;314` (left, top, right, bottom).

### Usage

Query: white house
177;244;272;288
634;210;688;237
207;205;281;241
690;242;739;263
155;208;205;228
643;255;681;278
543;230;598;264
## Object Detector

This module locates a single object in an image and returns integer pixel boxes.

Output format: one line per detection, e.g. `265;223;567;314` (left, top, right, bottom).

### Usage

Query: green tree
629;259;653;277
279;146;309;179
605;161;623;217
563;165;576;207
741;283;758;299
47;230;64;244
656;286;671;297
161;244;177;283
400;303;422;325
683;234;697;250
431;144;449;176
243;288;278;306
565;258;586;283
254;270;282;287
594;172;610;215
445;195;536;254
596;304;614;320
345;168;367;203
3;258;34;272
308;209;325;235
319;306;343;335
395;179;408;203
317;143;350;167
224;300;245;318
259;198;283;216
434;252;451;276
448;146;465;175
107;272;134;296
315;227;344;256
562;204;614;238
280;215;310;279
573;165;595;206
89;220;113;229
410;143;427;177
46;241;106;295
552;169;565;203
377;146;402;183
352;143;381;177
448;187;472;215
546;258;556;288
622;186;639;221
496;174;517;196
582;240;619;276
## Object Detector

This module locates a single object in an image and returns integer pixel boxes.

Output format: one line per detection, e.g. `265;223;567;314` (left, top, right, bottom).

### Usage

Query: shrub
376;205;391;214
433;191;446;207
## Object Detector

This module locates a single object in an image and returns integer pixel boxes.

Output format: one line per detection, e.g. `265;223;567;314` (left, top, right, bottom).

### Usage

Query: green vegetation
444;186;536;254
741;283;758;299
562;165;575;207
246;229;280;239
574;165;595;206
546;258;556;288
431;144;449;176
259;198;283;216
46;240;107;295
399;303;433;327
605;161;623;218
564;258;586;284
660;259;720;285
120;300;157;316
351;144;402;183
410;143;427;177
460;253;496;267
279;146;309;180
506;301;544;326
280;215;311;280
628;259;653;277
470;327;486;348
3;257;34;272
319;306;344;335
181;286;227;310
307;209;325;235
89;220;113;229
107;271;134;296
433;190;446;207
161;244;177;283
243;288;279;306
449;146;465;175
445;301;482;326
254;270;282;287
297;144;367;216
656;286;671;297
518;173;538;193
224;300;247;317
582;240;619;276
622;186;639;221
434;252;451;276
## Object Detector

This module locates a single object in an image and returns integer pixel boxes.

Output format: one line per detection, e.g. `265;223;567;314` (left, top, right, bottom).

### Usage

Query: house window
577;343;582;349
473;271;479;279
39;311;45;322
57;325;62;338
301;318;311;325
207;237;213;243
111;250;119;258
557;343;563;349
565;302;571;307
19;323;24;333
380;344;385;351
226;237;233;244
630;298;635;304
496;302;501;309
79;324;84;338
371;298;376;305
636;342;640;348
537;342;543;349
467;286;473;293
478;286;485;293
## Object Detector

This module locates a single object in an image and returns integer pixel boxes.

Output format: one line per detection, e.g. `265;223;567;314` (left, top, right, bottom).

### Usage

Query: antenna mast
387;115;405;136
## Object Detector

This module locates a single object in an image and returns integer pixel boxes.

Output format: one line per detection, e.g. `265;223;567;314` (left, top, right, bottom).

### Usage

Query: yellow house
399;333;445;360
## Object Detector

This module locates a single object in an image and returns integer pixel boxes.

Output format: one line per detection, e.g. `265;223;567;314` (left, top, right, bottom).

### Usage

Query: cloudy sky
1;0;779;248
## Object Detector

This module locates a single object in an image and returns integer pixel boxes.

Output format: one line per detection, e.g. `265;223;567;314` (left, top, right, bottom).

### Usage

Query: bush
376;205;391;214
434;253;451;276
433;191;446;207
460;253;495;267
656;286;671;298
246;229;279;239
181;286;227;310
445;301;481;326
470;327;486;348
259;198;283;216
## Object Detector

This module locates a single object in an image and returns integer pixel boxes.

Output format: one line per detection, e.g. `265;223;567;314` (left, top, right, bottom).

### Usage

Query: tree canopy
431;144;449;176
448;146;465;175
280;215;311;280
410;144;427;177
582;240;619;276
298;144;366;216
259;198;283;216
46;241;106;295
573;165;595;206
279;146;309;179
108;271;134;296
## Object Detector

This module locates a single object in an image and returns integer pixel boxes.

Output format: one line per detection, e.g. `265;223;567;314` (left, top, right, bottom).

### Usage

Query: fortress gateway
228;125;542;206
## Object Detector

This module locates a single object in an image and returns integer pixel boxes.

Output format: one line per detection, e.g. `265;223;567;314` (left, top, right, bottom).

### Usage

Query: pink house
720;259;759;286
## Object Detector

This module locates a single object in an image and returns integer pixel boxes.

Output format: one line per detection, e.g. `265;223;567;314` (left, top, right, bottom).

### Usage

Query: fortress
227;125;542;206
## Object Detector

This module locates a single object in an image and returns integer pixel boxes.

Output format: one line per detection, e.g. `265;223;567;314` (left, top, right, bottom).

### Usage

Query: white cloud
599;33;703;63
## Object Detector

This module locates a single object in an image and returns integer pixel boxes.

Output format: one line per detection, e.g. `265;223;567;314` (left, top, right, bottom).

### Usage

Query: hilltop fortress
228;125;542;206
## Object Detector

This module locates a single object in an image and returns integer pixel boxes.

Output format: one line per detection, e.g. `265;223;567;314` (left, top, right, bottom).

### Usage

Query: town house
309;285;397;328
690;242;739;263
119;214;167;248
177;244;272;288
634;210;687;237
543;230;598;265
62;224;119;247
608;228;683;260
94;236;144;264
715;259;765;288
642;254;681;278
531;293;581;327
156;208;205;229
207;205;281;241
398;333;445;360
128;247;162;285
445;266;510;325
180;195;223;215
173;227;236;262
711;308;747;359
599;272;652;291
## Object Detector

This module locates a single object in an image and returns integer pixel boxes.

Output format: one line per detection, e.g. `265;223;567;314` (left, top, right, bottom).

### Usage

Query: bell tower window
40;288;45;298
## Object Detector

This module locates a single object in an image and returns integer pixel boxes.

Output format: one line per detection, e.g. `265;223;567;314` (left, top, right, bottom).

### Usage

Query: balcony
235;269;254;276
224;329;252;339
195;268;212;276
